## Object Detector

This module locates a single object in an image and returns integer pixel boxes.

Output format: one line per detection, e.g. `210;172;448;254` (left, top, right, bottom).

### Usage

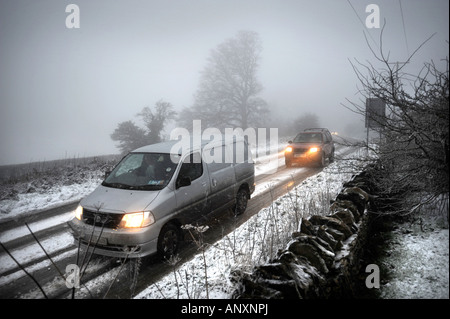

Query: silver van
68;136;254;259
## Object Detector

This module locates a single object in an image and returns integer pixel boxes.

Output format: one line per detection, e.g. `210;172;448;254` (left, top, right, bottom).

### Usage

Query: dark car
284;128;335;167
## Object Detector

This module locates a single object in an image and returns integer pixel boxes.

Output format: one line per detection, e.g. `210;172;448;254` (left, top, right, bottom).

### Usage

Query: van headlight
285;146;293;153
309;147;319;153
75;205;83;220
119;211;155;228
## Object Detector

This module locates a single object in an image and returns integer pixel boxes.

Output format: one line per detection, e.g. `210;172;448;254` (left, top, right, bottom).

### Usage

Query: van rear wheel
234;188;249;216
157;223;180;260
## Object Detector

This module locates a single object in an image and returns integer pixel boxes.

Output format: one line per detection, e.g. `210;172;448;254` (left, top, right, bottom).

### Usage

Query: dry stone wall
231;170;374;299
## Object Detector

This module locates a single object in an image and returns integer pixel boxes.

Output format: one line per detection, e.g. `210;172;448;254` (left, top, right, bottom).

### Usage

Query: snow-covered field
0;161;109;221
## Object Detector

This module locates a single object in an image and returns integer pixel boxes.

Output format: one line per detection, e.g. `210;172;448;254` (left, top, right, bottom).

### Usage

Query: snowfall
0;144;448;299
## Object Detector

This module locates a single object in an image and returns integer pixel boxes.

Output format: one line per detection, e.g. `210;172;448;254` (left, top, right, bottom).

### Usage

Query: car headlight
285;146;293;153
119;211;155;228
75;205;83;220
309;147;319;153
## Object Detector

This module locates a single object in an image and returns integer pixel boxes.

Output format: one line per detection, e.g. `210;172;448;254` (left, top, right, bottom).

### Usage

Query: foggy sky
0;0;448;165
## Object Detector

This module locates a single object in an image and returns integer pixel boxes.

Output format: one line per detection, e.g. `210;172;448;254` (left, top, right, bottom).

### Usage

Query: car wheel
329;150;335;163
285;158;292;168
234;187;249;216
318;152;326;167
157;223;180;259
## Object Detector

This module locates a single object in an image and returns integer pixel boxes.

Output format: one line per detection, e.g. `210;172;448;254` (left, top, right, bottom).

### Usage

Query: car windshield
293;133;323;143
102;152;180;190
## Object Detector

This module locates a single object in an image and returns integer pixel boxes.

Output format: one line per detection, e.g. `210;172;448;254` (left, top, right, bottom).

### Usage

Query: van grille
82;209;124;229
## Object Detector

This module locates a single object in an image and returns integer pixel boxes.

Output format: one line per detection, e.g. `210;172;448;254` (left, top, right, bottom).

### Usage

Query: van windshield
102;152;180;190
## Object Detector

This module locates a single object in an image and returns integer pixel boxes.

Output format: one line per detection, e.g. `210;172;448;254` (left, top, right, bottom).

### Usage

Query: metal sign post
365;98;386;154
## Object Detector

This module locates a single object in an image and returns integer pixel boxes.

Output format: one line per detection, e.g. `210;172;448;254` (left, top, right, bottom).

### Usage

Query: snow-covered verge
0;157;117;221
378;202;449;299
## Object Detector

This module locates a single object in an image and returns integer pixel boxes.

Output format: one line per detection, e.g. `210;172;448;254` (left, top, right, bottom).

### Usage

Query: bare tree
345;29;449;216
179;30;269;130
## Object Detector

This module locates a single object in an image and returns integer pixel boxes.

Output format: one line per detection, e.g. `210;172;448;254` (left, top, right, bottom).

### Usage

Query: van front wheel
234;188;249;216
157;223;180;260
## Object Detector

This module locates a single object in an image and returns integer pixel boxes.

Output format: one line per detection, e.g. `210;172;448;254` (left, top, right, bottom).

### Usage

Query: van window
102;152;177;190
177;152;203;182
114;153;144;176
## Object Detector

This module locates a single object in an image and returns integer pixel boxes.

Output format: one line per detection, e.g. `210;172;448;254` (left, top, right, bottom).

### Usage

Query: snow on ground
1;143;448;299
0;174;101;222
0;211;73;243
379;208;449;299
0;232;74;276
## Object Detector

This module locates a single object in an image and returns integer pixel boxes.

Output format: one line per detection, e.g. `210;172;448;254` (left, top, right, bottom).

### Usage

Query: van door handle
211;178;217;187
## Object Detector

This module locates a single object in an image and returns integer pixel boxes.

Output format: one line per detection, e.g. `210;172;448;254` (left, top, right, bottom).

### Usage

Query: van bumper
67;218;158;258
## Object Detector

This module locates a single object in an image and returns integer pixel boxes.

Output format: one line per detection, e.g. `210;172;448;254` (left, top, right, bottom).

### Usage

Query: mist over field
0;0;448;165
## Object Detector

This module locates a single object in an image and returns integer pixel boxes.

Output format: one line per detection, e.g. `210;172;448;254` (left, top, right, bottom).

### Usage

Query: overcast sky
0;0;448;165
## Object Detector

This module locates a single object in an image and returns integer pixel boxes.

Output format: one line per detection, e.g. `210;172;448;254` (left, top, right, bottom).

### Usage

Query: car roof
303;128;330;133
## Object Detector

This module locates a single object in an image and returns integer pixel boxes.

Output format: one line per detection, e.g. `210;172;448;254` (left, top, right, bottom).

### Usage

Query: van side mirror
288;140;292;144
105;171;111;179
176;176;191;188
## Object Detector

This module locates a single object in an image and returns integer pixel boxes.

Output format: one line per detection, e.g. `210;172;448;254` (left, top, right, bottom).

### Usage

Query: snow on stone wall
231;171;373;299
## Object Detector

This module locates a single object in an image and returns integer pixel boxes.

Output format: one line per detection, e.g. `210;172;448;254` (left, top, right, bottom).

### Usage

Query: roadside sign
365;98;386;128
